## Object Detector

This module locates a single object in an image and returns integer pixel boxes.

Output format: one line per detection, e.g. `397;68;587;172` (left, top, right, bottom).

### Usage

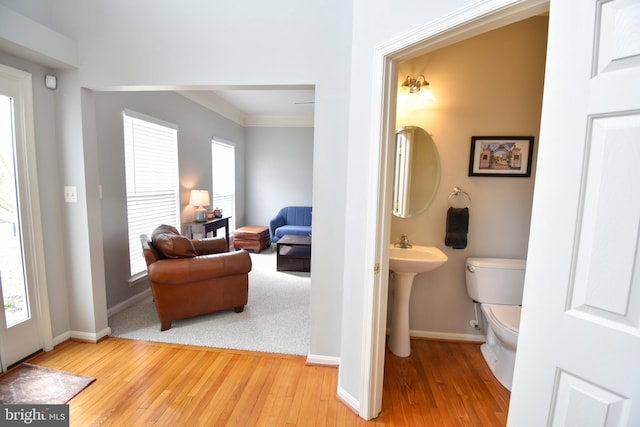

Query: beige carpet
109;250;311;355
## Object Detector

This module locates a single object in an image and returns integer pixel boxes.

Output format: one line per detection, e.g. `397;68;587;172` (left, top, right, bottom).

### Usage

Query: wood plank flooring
22;337;510;426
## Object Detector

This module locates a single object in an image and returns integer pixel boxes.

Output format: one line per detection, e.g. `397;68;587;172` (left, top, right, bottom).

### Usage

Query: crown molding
178;90;314;128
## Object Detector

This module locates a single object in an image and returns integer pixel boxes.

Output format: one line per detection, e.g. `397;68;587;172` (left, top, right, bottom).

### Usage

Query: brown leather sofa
140;224;252;331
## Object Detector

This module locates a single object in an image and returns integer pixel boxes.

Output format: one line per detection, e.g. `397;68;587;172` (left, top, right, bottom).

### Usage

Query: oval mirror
392;126;441;218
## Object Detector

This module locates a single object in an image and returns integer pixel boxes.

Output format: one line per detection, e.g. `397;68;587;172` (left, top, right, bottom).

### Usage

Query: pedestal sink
388;244;448;357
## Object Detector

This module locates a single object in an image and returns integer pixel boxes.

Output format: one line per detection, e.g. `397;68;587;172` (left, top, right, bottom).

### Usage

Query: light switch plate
64;186;77;203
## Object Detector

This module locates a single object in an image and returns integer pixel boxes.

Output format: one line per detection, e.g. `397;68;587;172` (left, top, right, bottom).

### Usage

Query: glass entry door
1;95;30;329
0;67;46;371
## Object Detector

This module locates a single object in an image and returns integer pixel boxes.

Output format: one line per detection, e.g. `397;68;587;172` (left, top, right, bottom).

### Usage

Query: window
123;110;179;279
211;139;235;232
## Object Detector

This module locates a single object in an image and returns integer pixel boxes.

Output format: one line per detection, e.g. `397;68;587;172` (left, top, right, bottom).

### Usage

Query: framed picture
468;136;534;177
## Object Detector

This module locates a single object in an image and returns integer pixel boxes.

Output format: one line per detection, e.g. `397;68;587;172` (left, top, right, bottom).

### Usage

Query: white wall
340;0;485;406
244;127;314;227
341;0;549;412
0;0;352;359
0;0;550;415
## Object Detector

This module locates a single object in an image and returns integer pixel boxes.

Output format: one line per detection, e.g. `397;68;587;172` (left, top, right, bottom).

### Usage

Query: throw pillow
151;224;197;258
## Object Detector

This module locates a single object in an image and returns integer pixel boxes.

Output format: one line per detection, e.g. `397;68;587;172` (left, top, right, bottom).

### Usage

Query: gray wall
94;91;249;309
244;127;314;227
94;91;314;309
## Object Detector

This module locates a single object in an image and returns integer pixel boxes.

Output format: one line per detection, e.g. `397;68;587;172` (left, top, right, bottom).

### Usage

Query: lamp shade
189;190;210;207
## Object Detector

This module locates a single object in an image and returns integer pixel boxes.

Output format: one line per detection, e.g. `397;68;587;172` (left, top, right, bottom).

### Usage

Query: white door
509;0;640;425
0;65;48;371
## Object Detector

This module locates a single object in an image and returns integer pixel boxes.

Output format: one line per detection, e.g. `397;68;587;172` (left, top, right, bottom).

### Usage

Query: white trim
211;136;235;147
122;108;179;131
127;271;147;287
408;329;486;343
52;327;112;346
377;0;549;60
244;115;314;128
0;4;78;69
69;327;111;343
178;91;314;128
337;383;361;414
107;288;152;318
361;0;550;420
52;331;71;347
0;64;53;365
306;353;340;367
358;50;397;421
18;67;54;354
178;91;245;125
381;327;486;343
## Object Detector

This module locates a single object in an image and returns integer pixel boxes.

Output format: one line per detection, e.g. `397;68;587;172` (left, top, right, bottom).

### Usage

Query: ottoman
234;225;270;252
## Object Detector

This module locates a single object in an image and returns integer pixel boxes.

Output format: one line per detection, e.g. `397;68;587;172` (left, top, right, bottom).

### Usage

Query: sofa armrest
148;250;251;284
269;216;286;240
191;236;228;255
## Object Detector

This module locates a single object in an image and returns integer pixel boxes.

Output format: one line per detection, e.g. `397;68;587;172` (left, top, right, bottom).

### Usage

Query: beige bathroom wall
391;16;549;340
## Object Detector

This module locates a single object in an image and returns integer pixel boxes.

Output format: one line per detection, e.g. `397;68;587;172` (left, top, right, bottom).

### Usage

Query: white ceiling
178;86;315;127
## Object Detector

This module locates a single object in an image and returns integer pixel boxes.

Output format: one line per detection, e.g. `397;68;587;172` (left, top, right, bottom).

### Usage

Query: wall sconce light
189;189;210;222
402;75;429;93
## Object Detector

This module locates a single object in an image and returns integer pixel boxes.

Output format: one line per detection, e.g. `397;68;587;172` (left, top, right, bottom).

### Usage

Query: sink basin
388;244;448;357
389;244;448;275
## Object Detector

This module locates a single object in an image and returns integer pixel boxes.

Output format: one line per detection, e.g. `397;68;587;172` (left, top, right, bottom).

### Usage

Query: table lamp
189;190;210;222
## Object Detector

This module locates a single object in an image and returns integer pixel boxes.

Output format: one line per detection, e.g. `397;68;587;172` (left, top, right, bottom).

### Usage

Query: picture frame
468;136;534;177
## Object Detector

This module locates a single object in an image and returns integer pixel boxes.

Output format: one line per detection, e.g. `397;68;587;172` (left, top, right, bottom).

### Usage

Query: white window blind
212;139;235;232
123;110;180;278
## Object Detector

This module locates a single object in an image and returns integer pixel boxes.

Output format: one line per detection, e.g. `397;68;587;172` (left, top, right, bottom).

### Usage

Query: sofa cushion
282;207;312;227
151;224;197;258
274;225;312;240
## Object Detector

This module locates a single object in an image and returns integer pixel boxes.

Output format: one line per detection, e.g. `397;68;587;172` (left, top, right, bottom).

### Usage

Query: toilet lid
485;304;521;333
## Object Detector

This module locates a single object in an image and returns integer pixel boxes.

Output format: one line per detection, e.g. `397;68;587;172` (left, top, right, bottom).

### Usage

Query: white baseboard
336;384;360;414
107;288;152;317
306;353;340;367
53;326;111;346
52;331;71;346
409;329;486;343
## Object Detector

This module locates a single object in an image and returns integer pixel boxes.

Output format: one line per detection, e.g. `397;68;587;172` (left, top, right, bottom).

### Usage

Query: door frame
360;0;550;419
0;63;53;370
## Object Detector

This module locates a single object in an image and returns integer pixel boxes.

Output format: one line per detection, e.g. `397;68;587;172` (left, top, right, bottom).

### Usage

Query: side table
184;216;231;245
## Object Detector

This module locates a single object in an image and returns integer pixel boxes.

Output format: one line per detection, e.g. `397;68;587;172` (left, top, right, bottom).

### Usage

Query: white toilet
465;257;526;391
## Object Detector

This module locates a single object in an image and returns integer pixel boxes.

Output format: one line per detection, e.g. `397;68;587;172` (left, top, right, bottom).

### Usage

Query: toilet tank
465;257;526;305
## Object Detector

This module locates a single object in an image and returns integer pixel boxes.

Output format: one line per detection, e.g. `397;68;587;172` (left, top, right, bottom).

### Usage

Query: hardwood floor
25;337;509;426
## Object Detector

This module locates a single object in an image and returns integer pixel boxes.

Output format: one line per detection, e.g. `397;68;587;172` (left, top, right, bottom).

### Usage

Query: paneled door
0;64;48;371
509;0;640;425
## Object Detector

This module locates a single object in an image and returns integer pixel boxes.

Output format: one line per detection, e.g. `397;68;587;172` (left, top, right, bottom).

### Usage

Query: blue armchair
269;206;312;243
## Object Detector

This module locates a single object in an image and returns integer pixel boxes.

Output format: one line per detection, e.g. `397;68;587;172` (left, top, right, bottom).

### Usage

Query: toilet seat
484;304;521;334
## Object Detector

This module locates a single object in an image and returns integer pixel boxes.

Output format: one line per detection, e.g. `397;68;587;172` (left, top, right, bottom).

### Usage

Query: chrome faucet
394;233;412;248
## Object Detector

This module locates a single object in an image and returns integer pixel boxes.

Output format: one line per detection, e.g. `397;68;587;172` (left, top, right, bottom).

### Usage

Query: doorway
362;0;550;419
0;64;52;371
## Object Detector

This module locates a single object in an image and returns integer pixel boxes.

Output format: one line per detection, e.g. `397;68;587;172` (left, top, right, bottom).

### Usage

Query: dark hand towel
445;207;469;249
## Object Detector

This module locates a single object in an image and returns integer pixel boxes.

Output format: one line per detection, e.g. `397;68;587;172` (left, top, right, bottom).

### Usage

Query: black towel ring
448;187;471;208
